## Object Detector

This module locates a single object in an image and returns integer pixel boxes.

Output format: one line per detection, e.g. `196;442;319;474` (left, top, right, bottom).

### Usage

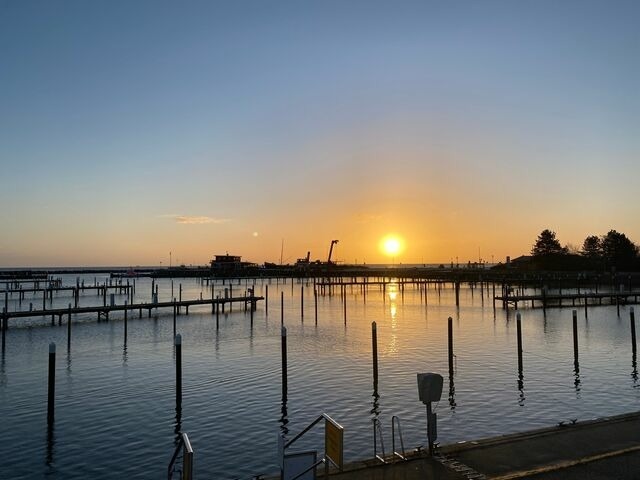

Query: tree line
531;229;639;270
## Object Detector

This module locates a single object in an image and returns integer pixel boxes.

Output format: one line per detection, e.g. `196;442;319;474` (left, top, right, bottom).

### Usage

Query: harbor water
1;274;639;478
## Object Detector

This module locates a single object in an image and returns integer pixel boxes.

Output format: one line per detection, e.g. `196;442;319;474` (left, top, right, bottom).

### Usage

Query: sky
1;0;639;267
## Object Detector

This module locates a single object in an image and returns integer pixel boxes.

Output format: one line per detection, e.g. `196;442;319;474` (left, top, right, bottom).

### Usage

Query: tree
581;235;602;257
531;229;567;256
600;230;638;268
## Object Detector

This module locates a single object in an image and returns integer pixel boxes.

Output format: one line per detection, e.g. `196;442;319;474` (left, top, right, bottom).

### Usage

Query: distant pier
1;295;263;330
495;290;640;310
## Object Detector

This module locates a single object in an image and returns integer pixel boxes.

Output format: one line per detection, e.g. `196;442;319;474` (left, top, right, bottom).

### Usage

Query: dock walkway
495;291;640;310
0;295;263;329
321;411;640;479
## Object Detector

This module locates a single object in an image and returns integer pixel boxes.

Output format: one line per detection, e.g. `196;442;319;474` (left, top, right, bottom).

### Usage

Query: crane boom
327;240;339;264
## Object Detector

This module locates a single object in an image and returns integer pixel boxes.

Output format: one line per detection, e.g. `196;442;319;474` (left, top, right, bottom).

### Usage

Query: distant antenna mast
280;239;284;265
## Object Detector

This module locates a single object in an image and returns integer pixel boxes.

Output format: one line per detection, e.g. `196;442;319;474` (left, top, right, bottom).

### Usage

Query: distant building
210;254;257;272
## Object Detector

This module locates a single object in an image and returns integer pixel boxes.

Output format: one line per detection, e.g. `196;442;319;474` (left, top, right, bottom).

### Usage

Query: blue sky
1;1;639;266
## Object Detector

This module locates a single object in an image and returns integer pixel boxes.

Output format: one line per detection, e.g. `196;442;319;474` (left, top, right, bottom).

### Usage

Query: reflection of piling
265;285;268;315
631;308;637;355
572;310;579;365
454;281;460;307
175;334;182;408
47;342;56;425
448;317;454;376
372;322;379;385
516;312;523;373
300;286;304;321
281;327;288;400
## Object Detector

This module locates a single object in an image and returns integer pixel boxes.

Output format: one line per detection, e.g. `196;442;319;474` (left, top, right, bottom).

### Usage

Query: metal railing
168;433;193;480
391;415;407;461
282;413;343;480
373;417;386;463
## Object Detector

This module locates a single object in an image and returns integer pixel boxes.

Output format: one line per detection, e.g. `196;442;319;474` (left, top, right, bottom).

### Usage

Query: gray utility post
417;373;443;456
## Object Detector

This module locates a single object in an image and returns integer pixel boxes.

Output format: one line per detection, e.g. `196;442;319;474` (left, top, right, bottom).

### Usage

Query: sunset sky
1;1;639;267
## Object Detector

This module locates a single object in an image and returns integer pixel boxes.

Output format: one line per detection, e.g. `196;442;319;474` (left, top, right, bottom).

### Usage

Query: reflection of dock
495;291;640;309
0;295;263;329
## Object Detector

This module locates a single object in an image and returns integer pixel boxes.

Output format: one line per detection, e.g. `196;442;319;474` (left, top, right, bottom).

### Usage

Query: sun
380;235;404;257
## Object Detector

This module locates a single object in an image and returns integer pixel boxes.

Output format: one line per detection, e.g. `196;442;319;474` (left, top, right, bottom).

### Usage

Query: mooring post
281;326;288;399
516;312;523;373
281;291;284;326
300;286;304;321
265;284;269;315
314;288;318;325
2;307;6;332
343;294;347;325
372;322;379;384
124;300;128;344
572;310;579;366
47;342;56;425
455;281;460;307
448;317;454;376
175;334;182;408
67;303;72;349
173;298;177;336
631;308;637;355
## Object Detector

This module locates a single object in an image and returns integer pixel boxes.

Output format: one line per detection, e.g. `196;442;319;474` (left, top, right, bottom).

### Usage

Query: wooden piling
448;317;454;376
572;310;579;365
173;298;177;336
175;334;182;408
265;284;269;315
455;281;460;307
67;304;72;349
47;342;56;425
516;312;523;373
343;295;347;325
281;291;284;326
631;307;636;355
124;300;128;344
314;289;318;325
300;286;304;321
281;326;288;399
372;322;379;384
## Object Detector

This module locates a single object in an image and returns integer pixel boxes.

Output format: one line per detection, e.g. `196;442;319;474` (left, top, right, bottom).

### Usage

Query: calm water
1;275;639;479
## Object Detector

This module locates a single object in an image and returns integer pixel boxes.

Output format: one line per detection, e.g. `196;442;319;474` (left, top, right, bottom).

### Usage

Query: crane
327;240;339;264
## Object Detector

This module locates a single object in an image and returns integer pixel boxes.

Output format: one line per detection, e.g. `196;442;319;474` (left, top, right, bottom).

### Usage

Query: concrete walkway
323;411;640;479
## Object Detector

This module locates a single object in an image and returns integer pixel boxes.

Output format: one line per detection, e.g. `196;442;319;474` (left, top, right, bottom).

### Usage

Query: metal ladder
373;415;407;463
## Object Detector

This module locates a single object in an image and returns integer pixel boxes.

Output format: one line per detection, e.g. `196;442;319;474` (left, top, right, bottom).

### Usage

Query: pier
0;295;263;329
321;411;640;480
495;290;640;310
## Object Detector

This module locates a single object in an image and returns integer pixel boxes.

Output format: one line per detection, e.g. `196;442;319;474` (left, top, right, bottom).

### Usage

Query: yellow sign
324;415;344;469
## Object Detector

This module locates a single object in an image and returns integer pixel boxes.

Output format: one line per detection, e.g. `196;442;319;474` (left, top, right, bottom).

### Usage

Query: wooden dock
0;295;264;330
495;290;640;310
